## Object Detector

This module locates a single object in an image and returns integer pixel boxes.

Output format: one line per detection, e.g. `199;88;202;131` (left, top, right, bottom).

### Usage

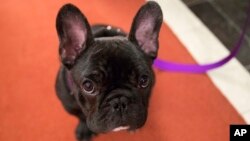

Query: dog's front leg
75;120;95;141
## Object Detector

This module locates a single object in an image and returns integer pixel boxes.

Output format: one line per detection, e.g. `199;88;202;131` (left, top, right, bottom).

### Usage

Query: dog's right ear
129;1;162;60
56;4;93;69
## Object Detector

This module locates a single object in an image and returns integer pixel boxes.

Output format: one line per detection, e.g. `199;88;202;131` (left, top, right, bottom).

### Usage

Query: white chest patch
112;126;130;132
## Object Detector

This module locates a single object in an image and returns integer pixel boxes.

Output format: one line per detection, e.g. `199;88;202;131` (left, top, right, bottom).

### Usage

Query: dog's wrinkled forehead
94;38;146;66
72;38;150;81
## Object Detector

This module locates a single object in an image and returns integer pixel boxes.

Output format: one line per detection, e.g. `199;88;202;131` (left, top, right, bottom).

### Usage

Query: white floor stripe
150;0;250;123
244;111;250;123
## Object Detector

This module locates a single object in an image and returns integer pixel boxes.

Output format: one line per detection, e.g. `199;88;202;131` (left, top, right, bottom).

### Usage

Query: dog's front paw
76;121;95;141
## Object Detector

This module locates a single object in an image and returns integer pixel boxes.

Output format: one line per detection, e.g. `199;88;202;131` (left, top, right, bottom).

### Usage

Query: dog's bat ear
129;1;163;60
56;4;93;69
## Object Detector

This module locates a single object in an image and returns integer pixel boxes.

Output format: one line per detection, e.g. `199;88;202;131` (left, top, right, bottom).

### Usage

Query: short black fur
55;2;162;141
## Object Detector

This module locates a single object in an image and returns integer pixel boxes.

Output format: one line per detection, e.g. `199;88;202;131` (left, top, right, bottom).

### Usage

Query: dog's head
56;2;162;133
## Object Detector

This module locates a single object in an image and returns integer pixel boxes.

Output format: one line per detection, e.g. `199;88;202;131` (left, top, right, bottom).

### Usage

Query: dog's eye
82;80;95;94
138;75;149;88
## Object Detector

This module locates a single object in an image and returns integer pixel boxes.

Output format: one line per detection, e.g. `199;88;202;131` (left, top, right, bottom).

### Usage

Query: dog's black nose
110;96;128;112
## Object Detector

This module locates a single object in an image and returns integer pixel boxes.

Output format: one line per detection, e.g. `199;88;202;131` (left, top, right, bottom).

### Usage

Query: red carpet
0;0;245;141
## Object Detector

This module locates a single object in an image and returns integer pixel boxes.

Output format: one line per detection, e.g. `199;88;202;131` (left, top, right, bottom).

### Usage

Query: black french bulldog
55;1;162;141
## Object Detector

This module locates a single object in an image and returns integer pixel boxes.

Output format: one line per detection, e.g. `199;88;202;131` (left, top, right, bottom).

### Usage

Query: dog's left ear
56;4;93;69
129;1;163;60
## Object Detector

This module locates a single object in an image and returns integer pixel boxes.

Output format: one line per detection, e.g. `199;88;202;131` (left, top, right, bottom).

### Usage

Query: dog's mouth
112;126;130;132
86;98;148;133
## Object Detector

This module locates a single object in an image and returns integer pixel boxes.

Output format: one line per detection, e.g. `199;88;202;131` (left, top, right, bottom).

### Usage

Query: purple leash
154;4;250;73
